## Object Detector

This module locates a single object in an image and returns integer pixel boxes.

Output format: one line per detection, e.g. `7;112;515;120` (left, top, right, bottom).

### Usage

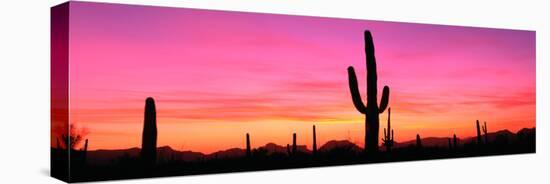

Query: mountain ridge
83;127;535;165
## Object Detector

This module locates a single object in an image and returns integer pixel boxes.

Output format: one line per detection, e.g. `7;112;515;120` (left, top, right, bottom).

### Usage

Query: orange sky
51;2;535;153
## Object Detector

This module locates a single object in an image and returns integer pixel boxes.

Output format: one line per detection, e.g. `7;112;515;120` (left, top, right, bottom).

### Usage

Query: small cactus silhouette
382;108;394;152
347;30;390;153
83;139;88;151
476;120;482;145
312;125;317;155
82;139;88;165
416;134;422;148
448;138;452;149
141;97;157;167
292;133;297;155
482;121;488;144
246;133;251;158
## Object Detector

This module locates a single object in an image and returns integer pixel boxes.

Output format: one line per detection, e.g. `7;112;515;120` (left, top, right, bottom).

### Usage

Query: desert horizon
54;125;535;154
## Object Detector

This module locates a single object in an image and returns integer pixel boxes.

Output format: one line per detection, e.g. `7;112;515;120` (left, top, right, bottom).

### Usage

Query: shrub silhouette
141;97;157;167
60;124;89;150
382;108;394;152
347;30;390;153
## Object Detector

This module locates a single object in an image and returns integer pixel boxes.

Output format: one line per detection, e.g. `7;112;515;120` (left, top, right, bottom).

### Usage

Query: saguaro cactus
246;133;251;158
312;125;317;155
347;30;390;153
448;138;452;149
292;133;297;155
482;121;488;144
416;134;422;148
476;120;482;145
382;108;394;152
141;97;157;167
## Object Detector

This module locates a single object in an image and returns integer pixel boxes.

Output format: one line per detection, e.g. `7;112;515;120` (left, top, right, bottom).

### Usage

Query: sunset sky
55;2;535;153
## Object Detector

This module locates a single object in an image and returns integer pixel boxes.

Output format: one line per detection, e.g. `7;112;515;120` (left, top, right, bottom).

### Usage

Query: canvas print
51;1;536;182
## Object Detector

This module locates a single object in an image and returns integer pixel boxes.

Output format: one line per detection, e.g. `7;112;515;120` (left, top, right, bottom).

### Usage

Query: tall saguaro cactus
246;133;251;158
382;108;394;152
141;97;157;167
347;30;390;153
312;125;317;155
482;121;488;144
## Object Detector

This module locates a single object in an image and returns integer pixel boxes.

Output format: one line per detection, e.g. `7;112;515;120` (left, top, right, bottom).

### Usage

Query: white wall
0;0;547;183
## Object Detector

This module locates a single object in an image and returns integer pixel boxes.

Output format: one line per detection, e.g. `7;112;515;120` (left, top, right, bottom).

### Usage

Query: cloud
72;86;351;124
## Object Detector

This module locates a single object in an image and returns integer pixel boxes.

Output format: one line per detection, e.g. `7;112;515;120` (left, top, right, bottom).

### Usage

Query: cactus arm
347;66;367;114
378;86;390;113
387;107;391;132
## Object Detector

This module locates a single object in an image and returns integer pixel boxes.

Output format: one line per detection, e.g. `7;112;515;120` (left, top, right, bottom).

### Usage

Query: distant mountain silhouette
461;129;516;144
394;137;453;148
82;127;535;166
86;146;205;165
319;140;362;153
86;147;140;165
393;128;532;148
204;143;314;159
208;148;245;159
261;143;287;154
518;127;535;135
157;146;204;162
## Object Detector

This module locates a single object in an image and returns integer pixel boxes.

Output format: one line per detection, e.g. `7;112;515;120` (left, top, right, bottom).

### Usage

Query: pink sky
59;2;535;153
